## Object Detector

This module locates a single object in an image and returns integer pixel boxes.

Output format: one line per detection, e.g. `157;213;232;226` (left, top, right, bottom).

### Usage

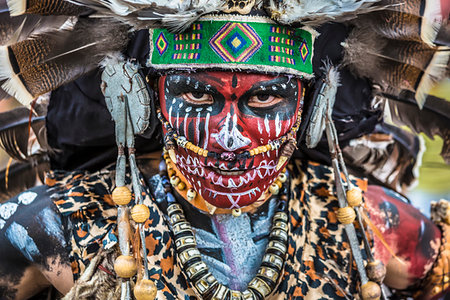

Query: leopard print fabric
48;159;369;299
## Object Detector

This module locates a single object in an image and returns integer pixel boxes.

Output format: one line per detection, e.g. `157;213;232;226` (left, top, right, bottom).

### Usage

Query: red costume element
365;185;441;289
159;72;302;209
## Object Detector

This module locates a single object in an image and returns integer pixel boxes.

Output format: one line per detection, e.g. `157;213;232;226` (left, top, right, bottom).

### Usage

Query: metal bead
112;186;132;206
336;207;356;224
361;281;381;300
366;260;386;283
177;181;186;191
134;279;157;300
347;187;362;207
131;204;150;223
269;183;279;195
232;209;242;217
114;255;137;278
187;189;197;201
170;176;180;187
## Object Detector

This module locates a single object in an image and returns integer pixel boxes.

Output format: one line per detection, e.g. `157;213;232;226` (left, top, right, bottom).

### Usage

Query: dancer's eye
181;92;214;105
248;94;284;108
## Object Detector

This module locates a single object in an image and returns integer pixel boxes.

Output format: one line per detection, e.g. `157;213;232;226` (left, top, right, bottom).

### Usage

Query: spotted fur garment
47;159;370;299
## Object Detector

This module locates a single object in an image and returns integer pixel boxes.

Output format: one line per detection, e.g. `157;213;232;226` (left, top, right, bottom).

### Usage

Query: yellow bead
347;187;362;207
112;186;132;206
114;255;137;278
168;169;176;177
163;153;169;159
198;148;204;156
361;281;381;300
278;173;287;183
202;150;208;157
269;183;279;195
187;188;197;201
275;180;282;188
177;182;186;190
249;150;255;156
336;207;356;224
131;204;150;223
170;176;180;187
254;148;260;155
134;279;157;300
232;209;242;217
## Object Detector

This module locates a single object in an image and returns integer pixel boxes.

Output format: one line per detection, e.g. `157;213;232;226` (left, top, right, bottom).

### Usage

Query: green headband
148;15;316;78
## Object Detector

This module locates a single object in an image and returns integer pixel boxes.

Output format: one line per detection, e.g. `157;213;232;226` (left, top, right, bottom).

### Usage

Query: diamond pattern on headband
209;23;262;63
299;40;310;63
156;32;168;56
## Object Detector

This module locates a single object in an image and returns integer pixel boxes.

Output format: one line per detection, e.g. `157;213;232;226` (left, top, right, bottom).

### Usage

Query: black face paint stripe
232;74;238;88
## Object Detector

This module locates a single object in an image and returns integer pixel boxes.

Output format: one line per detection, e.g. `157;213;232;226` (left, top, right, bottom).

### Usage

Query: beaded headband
148;15;316;78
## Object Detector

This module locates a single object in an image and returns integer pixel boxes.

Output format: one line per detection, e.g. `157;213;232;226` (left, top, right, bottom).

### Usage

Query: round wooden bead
347;187;363;207
134;279;157;300
361;281;381;300
269;183;279;195
131;204;150;223
336;207;356;224
232;209;242;217
187;189;197;201
366;260;386;283
112;186;132;206
114;255;137;278
170;176;180;187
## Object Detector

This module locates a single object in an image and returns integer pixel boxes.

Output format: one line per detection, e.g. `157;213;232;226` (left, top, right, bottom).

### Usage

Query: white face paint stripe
264;115;270;137
204;112;210;149
275;113;281;137
168;105;174;127
195;112;201;145
184;112;189;137
257;120;263;134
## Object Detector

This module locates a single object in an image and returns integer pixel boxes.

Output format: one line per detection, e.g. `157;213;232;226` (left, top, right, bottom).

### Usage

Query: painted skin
0;72;443;299
159;72;302;209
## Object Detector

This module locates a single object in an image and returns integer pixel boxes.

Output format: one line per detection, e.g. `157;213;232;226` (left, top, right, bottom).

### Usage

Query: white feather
0;46;34;106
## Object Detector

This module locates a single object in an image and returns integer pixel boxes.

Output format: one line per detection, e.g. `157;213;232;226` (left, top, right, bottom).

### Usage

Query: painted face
159;71;302;209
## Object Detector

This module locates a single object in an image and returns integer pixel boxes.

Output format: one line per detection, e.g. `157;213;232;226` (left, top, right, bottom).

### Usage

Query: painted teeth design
176;153;277;189
215;170;245;176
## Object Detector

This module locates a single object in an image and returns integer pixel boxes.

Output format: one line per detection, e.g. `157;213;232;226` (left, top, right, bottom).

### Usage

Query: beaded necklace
160;158;290;300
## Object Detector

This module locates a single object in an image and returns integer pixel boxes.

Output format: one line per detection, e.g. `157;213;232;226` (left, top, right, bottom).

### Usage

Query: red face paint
159;71;302;209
